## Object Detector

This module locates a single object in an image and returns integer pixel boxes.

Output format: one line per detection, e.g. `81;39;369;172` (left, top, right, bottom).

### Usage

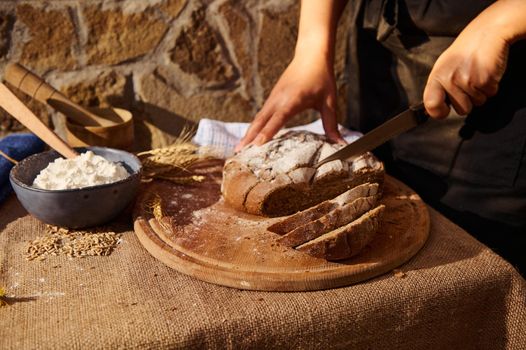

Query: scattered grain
25;225;122;261
393;269;406;279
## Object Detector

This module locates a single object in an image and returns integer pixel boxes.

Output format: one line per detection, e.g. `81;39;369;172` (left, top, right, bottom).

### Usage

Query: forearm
295;0;349;62
237;1;348;148
466;0;526;43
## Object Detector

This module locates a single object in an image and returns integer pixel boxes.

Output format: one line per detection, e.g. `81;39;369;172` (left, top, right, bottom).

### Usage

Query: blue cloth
0;133;45;204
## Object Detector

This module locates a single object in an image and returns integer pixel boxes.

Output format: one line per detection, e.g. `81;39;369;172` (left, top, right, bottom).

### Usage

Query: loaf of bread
222;131;384;216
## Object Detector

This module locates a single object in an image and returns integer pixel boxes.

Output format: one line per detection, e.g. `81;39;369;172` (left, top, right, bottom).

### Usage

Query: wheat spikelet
137;125;216;185
142;193;172;231
143;194;162;218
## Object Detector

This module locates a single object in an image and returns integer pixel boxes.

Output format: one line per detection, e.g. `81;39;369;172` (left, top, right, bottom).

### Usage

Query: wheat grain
25;225;122;261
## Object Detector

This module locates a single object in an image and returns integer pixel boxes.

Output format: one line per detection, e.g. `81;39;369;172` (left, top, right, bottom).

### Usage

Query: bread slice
330;182;379;206
267;201;337;235
267;183;379;235
222;131;384;216
277;195;378;248
296;205;385;261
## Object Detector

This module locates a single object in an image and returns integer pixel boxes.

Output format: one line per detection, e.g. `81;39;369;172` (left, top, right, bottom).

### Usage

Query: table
0;195;524;349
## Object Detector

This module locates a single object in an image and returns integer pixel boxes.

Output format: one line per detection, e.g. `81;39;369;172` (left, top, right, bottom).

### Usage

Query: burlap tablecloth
0;195;525;350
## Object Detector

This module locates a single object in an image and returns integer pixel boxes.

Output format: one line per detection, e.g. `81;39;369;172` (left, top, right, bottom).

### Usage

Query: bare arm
236;0;348;152
424;0;526;118
295;0;348;61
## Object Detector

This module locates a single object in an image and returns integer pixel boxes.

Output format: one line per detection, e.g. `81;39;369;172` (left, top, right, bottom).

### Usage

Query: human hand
423;11;512;118
235;56;344;152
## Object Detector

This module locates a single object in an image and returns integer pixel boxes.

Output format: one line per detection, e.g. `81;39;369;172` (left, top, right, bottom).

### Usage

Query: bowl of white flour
10;147;142;228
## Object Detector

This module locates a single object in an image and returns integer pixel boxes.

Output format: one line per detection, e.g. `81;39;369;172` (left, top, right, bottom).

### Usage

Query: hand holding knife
315;102;428;167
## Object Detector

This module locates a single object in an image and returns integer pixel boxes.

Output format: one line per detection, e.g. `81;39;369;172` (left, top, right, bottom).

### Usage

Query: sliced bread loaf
296;205;385;260
267;183;379;235
277;195;378;248
222;131;384;216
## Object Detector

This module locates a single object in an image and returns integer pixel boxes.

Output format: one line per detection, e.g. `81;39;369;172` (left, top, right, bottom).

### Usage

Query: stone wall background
0;0;351;151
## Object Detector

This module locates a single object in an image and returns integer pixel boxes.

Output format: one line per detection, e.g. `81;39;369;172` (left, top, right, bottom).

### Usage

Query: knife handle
410;102;429;124
412;94;453;123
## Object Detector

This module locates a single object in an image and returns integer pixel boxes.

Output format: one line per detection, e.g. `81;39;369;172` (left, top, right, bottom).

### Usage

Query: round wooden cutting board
133;159;430;292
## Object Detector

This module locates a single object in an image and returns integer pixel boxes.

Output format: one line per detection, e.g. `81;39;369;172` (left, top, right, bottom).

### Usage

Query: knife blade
315;102;428;167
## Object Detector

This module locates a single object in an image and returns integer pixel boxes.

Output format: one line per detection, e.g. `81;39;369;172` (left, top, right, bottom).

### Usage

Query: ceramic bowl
9;146;142;229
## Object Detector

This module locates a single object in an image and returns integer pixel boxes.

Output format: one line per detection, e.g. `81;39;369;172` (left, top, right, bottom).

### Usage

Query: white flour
230;130;378;184
33;151;129;190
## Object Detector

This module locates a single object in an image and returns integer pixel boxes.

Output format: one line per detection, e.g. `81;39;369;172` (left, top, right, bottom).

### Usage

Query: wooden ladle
4;63;115;127
0;82;78;159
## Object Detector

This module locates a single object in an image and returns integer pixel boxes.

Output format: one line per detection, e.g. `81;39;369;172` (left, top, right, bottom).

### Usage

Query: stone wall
0;0;350;150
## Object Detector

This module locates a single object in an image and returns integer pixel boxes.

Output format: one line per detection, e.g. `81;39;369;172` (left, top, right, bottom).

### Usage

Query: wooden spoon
0;82;78;159
4;63;114;127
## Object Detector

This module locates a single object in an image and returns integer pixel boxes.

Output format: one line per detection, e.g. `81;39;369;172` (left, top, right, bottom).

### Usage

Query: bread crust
267;182;379;236
277;195;378;248
267;201;337;235
243;174;291;215
296;205;385;260
222;162;258;211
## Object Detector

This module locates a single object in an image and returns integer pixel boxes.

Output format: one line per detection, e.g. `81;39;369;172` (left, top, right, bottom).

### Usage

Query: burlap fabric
0;195;524;349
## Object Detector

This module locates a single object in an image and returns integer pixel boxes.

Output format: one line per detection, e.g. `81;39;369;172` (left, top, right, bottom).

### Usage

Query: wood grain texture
133;159;430;291
4;63;112;127
0;82;78;159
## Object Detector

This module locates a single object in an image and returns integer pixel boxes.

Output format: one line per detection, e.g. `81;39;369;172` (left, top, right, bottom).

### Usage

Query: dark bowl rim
9;146;142;193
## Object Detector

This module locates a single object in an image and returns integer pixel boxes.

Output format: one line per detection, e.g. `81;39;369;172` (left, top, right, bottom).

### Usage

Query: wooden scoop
0;82;78;159
4;63;114;127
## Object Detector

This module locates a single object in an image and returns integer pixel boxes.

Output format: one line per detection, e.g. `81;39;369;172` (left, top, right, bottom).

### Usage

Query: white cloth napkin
192;118;362;158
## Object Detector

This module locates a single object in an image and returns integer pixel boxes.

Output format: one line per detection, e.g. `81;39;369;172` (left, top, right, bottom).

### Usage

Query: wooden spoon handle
4;63;110;127
0;82;78;159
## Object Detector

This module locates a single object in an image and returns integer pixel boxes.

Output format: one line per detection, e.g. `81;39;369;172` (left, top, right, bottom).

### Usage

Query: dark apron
346;0;526;228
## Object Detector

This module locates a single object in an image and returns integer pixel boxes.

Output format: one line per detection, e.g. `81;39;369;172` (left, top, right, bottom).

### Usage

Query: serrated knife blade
315;102;428;167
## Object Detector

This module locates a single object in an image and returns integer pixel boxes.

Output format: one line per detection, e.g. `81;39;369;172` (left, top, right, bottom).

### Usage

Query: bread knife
315;102;428;167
